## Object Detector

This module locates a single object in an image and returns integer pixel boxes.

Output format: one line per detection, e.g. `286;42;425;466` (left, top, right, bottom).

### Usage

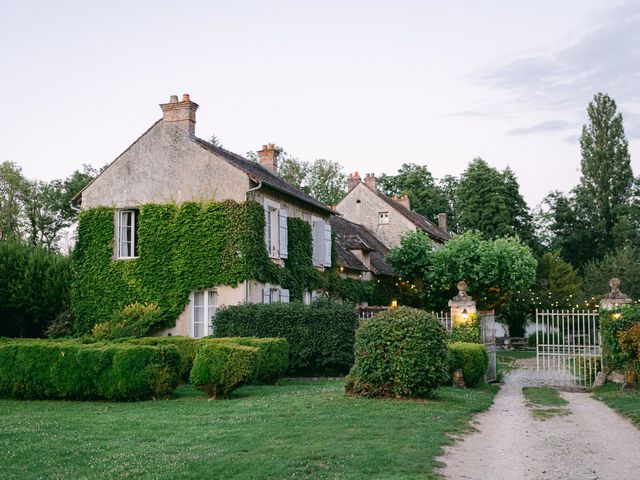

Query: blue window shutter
264;207;271;254
323;223;332;267
312;220;323;266
279;209;288;259
280;289;290;303
263;287;271;304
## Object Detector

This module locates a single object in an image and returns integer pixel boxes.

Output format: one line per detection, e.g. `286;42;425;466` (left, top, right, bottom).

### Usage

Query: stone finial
600;277;632;309
453;281;470;300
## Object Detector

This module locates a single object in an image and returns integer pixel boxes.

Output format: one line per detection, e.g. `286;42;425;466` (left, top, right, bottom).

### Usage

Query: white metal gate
535;309;602;388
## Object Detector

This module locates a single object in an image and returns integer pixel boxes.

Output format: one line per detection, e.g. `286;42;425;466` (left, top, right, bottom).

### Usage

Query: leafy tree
502;167;535;248
387;230;537;311
0;161;25;241
278;154;309;191
307;159;346;206
582;246;640;303
378;163;450;224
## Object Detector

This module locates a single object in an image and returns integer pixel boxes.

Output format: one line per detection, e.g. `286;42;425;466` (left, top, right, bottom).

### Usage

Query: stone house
73;94;335;338
336;172;450;249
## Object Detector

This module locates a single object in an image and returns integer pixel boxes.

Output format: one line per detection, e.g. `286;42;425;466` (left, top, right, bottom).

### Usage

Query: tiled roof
195;138;334;214
330;216;395;277
336;243;368;272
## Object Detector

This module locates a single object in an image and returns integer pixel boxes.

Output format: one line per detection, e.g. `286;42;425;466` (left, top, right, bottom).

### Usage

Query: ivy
71;200;395;334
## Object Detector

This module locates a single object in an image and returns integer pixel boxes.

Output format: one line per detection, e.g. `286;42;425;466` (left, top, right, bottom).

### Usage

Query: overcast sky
1;0;639;207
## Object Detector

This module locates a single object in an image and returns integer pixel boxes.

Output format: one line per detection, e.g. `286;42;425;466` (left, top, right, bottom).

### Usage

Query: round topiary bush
447;342;489;387
345;306;449;398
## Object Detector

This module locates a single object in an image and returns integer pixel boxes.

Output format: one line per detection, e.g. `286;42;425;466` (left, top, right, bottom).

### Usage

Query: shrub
205;337;289;384
447;342;489;387
92;303;165;340
214;300;358;375
600;305;640;372
127;336;199;383
450;313;481;343
190;342;260;399
527;330;563;348
345;307;449;398
44;309;76;338
618;323;640;380
0;339;180;400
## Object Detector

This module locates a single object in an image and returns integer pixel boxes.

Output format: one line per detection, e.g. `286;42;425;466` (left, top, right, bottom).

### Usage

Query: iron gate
535;309;602;388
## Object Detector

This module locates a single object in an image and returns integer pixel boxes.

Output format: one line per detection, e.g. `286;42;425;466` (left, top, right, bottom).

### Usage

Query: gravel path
438;358;640;480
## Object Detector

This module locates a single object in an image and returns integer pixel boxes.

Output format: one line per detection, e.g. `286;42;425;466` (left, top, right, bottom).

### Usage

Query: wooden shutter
323;222;332;267
280;289;290;303
264;206;271;254
279;209;288;259
263;287;271;304
312;220;323;266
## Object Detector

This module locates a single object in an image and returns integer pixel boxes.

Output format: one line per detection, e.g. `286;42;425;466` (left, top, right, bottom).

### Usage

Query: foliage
0;239;71;338
600;305;640;372
214;300;358;375
0;339;180;400
205;337;289;384
91;303;165;340
127;336;200;383
450;313;482;343
582;246;640;303
345;307;448;398
189;342;260;399
447;342;489;387
456;158;534;244
44;309;76;338
0;161;24;241
388;230;537;310
0;379;498;479
618;323;640;379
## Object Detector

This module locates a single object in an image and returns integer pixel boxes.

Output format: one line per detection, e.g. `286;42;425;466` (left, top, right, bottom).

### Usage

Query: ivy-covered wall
71;200;396;334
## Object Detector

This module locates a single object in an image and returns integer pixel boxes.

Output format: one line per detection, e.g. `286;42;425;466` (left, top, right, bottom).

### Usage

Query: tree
307;159;345;206
278;154;309;191
582;246;640;303
387;230;537;311
577;93;634;249
502;167;535;248
378;163;450;224
0;161;25;241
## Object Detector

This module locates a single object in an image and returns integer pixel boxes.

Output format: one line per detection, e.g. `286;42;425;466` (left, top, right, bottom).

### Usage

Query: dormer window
378;211;389;224
116;209;139;258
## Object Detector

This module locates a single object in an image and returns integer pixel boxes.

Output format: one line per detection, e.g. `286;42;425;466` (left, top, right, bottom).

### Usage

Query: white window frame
189;289;217;338
378;211;389;224
116;209;139;259
262;286;289;304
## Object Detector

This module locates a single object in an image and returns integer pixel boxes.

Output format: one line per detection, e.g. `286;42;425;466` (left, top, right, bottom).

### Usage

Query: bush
44;309;76;338
0;240;71;338
447;342;489;387
345;307;449;398
527;330;563;348
92;303;165;340
618;323;640;380
601;305;640;372
214;300;358;375
190;342;260;399
450;313;481;343
205;337;289;384
127;336;199;383
0;339;180;400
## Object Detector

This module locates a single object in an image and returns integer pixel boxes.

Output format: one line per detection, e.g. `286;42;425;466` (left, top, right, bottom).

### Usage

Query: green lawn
0;379;498;479
593;383;640;426
522;386;571;421
497;350;536;374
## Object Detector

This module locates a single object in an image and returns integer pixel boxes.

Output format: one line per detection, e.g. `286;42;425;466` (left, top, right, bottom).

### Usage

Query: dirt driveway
438;359;640;480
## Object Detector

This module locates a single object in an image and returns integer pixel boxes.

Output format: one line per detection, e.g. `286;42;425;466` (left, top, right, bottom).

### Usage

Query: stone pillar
448;281;477;327
599;278;633;310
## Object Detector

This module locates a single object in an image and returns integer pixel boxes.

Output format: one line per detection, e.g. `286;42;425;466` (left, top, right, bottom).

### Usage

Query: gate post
598;278;633;385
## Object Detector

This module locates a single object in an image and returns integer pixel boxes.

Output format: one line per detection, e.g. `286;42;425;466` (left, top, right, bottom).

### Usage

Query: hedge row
0;340;180;400
214;300;358;375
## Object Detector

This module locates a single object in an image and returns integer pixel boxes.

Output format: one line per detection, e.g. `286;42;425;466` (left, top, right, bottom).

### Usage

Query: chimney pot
347;171;362;192
160;93;199;136
364;172;377;191
258;143;279;173
182;93;190;102
170;95;179;103
438;213;448;234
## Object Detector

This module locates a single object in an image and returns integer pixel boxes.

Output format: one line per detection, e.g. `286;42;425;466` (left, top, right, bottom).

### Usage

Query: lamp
390;299;398;309
461;309;469;321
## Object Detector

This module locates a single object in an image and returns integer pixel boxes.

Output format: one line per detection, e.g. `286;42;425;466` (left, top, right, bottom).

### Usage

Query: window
190;290;217;338
262;287;289;304
117;209;138;258
264;202;288;259
312;219;332;267
378;212;389;224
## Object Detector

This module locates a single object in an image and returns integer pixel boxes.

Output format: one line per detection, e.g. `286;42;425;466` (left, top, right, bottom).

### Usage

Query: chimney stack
364;173;377;190
258;143;279;173
160;93;198;136
393;194;410;210
438;213;448;233
347;172;361;191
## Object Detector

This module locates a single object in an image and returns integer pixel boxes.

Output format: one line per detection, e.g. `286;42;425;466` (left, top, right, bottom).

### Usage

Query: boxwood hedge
447;342;489;387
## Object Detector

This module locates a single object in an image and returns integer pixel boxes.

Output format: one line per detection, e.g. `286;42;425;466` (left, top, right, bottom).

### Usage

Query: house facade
73;94;334;338
336;172;450;249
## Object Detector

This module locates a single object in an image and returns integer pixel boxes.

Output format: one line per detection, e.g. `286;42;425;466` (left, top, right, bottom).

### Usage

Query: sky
1;0;639;207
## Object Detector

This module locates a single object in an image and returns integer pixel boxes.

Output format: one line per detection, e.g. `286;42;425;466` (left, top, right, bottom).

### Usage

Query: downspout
244;180;263;303
69;199;81;214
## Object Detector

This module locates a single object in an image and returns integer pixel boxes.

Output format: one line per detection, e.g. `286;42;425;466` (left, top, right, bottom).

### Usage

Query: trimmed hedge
345;307;449;398
190;342;260;399
0;339;180;400
205;337;289;384
214;300;358;375
127;336;200;383
447;342;489;387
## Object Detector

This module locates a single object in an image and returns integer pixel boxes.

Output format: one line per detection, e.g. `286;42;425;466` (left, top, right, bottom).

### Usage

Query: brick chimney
160;94;198;136
364;173;377;190
438;213;448;233
347;172;361;191
258;143;279;173
393;194;410;210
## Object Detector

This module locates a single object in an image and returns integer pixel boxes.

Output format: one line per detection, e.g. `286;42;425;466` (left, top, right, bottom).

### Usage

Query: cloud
506;120;572;136
476;1;640;110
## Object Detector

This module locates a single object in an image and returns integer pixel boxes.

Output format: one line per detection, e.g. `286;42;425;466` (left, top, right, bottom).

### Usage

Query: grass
0;379;498;479
522;386;570;421
497;350;536;374
593;383;640;426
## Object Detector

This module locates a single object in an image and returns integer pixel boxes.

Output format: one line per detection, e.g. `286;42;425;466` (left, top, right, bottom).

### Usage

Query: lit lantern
390;299;398;309
461;309;469;321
